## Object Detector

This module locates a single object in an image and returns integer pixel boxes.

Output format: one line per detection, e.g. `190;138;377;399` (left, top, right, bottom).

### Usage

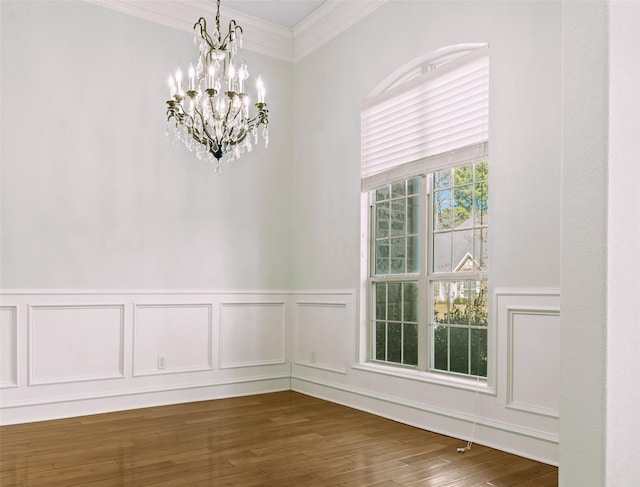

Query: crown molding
292;0;387;62
85;0;384;62
85;0;294;61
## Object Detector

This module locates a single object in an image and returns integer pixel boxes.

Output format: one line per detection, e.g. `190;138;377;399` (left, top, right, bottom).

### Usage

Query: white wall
560;3;640;485
560;2;609;484
0;0;293;291
607;1;640;484
290;0;562;466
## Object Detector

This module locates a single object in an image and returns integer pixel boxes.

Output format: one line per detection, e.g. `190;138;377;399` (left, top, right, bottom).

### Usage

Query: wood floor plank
0;391;557;486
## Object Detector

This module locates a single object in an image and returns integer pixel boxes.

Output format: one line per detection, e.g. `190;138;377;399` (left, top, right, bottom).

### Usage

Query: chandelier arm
191;103;222;151
229;104;245;124
228;129;248;146
166;103;185;125
167;102;209;148
206;96;218;128
194;17;216;50
222;97;236;125
181;111;203;143
244;107;269;127
203;97;227;149
223;108;246;143
247;109;268;123
218;21;243;50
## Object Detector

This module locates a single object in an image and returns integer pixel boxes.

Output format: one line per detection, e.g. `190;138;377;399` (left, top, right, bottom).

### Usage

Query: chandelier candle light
166;0;269;170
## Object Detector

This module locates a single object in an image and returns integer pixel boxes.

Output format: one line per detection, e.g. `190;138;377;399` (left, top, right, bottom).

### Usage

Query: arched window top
361;44;489;190
370;43;489;97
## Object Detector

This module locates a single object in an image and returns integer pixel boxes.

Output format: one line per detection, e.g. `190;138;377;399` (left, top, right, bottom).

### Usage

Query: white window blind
361;47;489;189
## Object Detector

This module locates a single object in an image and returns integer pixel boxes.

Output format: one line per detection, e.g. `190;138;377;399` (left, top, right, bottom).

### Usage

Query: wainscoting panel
133;304;212;376
293;294;353;374
219;302;286;369
0;306;18;388
507;308;560;417
495;290;561;419
29;305;125;385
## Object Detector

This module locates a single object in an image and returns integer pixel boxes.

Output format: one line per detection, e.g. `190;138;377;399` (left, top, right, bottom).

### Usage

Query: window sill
352;362;495;395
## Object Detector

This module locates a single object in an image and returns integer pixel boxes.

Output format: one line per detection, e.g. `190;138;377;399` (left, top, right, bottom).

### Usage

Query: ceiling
223;0;327;29
87;0;386;62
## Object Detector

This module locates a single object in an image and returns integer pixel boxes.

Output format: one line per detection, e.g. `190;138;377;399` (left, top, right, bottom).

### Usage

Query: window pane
450;327;469;374
407;196;420;235
433;325;448;371
376;185;390;201
474;228;489;271
376;201;389;238
474;181;489;224
434;189;452;231
388;323;402;363
375;283;386;320
454;186;473;228
390;237;406;274
390;200;406;236
475;161;488;181
391;181;406;198
403;282;418;323
433;232;452;273
470;280;488;326
387;282;401;321
375;241;389;275
470;328;487;376
433;282;449;323
390;260;404;274
375;321;386;361
452;230;473;272
454;164;473;185
407;177;421;195
434;169;451;190
450;281;469;325
407;236;419;273
403;324;418;366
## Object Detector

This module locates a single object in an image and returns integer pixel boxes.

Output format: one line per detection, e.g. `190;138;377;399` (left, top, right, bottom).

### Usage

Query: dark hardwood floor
1;391;557;486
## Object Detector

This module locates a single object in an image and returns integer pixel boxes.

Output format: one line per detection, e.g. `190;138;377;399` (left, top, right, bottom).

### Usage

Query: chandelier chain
215;0;221;38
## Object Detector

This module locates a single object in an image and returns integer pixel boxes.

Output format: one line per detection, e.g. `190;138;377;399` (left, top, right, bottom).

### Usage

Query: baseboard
0;376;291;425
291;376;559;466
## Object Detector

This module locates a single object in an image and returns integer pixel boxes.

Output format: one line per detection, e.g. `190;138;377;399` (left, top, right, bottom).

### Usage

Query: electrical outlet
157;355;166;370
311;351;316;364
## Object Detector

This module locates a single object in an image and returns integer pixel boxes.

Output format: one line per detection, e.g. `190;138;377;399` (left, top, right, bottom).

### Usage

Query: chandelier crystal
166;0;269;171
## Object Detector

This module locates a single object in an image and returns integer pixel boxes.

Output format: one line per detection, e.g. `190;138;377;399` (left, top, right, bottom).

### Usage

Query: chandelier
166;0;269;170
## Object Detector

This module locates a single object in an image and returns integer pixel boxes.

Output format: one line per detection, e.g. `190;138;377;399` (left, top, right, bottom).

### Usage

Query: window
362;45;489;380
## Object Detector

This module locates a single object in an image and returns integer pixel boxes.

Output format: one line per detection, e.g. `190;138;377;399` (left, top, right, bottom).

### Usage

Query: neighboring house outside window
361;45;489;380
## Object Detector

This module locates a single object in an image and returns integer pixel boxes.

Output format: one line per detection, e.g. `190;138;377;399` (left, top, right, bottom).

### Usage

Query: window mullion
385;282;389;362
417;174;429;371
400;283;405;364
368;196;375;363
